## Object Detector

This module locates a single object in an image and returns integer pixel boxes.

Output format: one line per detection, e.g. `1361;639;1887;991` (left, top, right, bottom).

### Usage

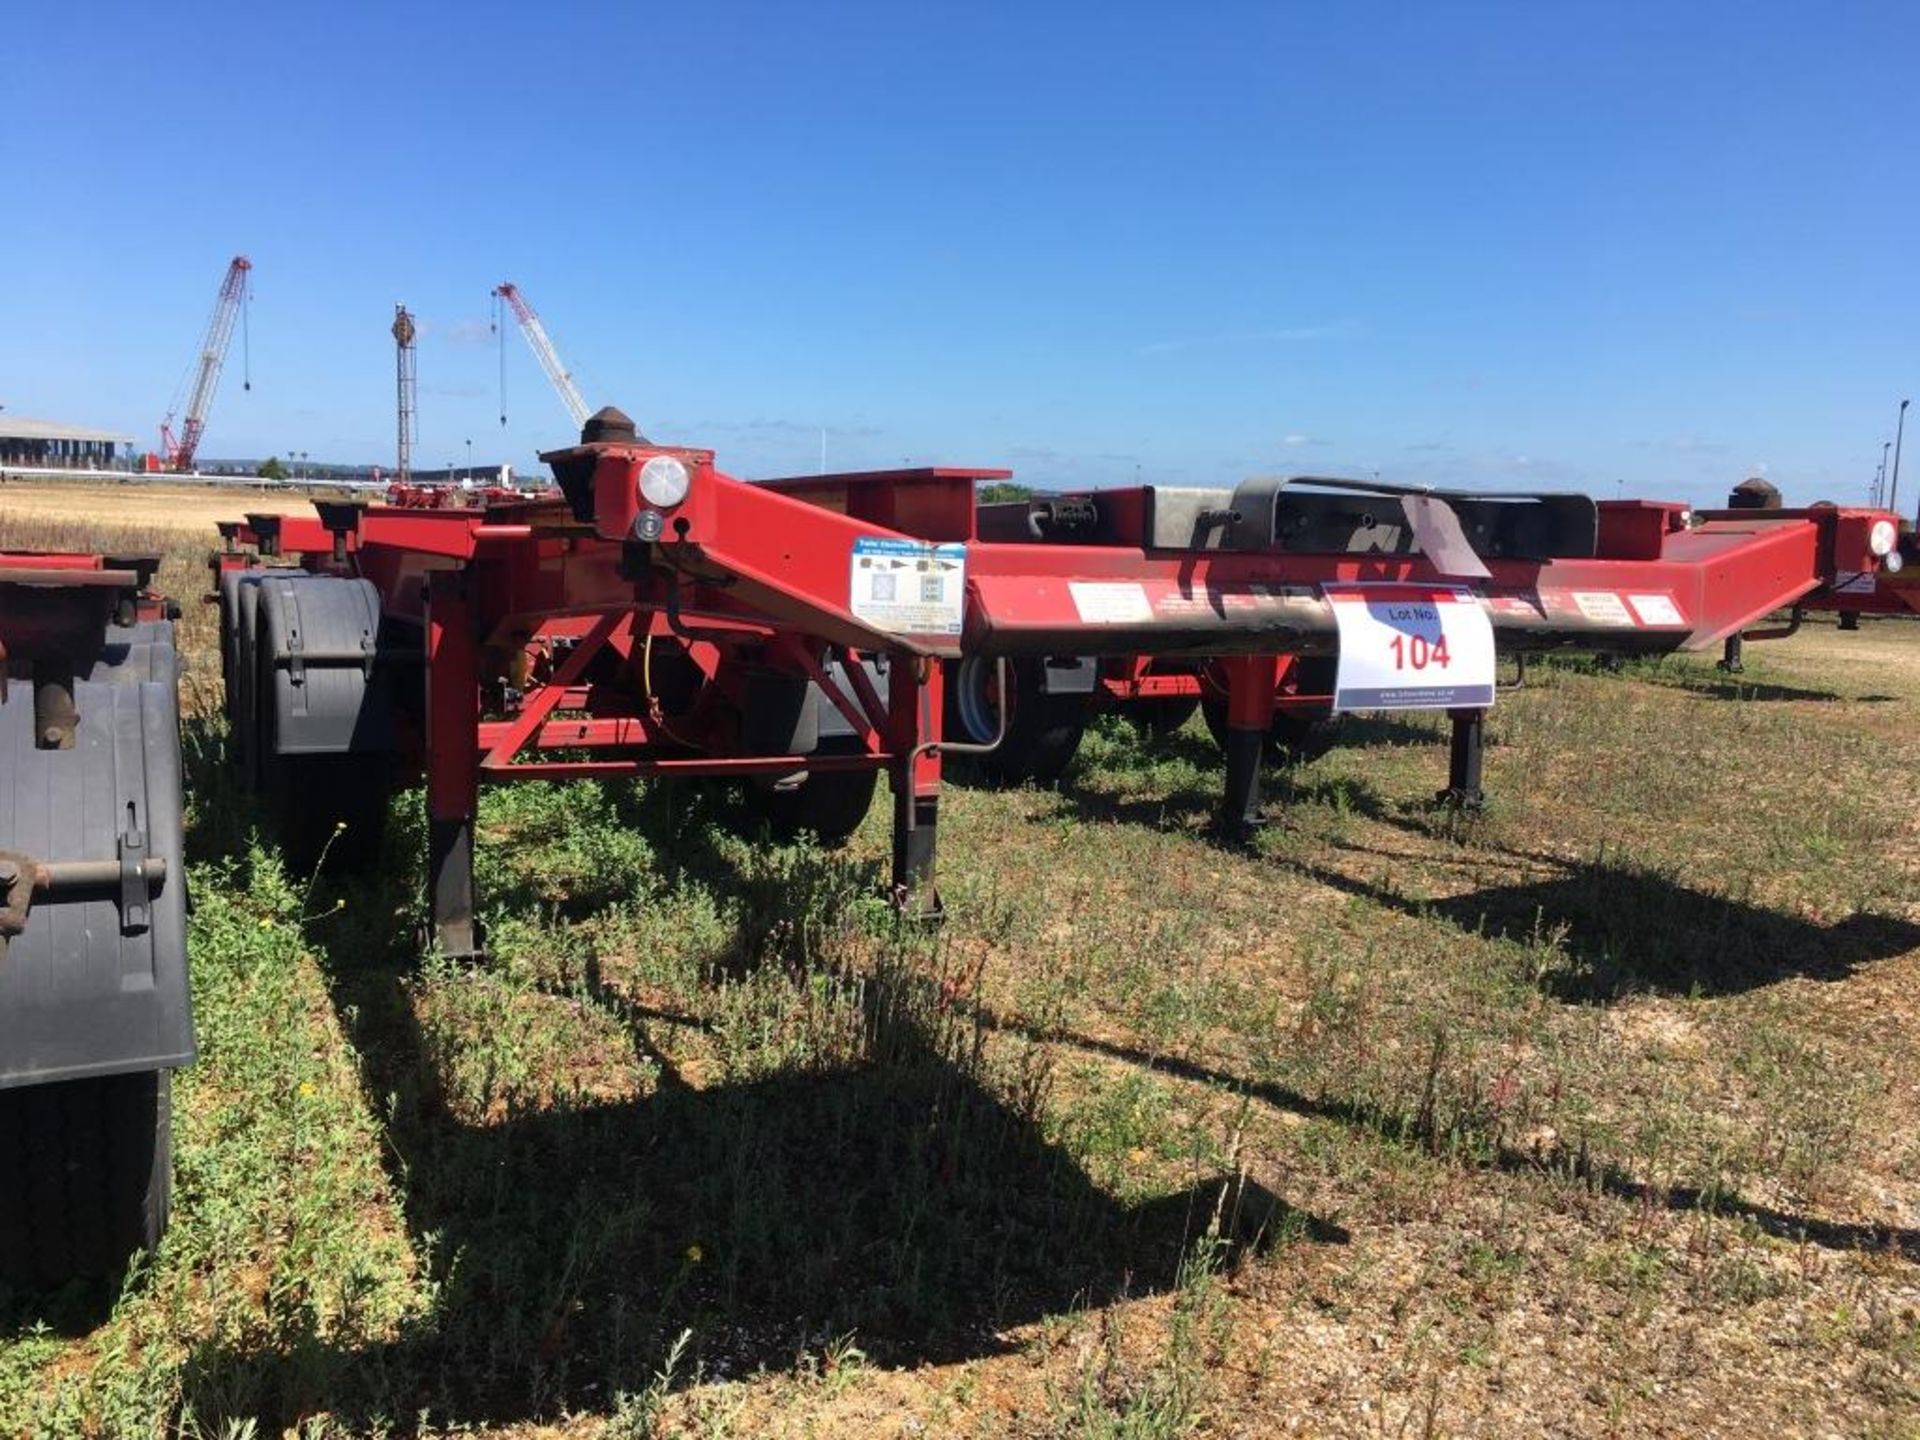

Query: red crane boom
160;256;252;472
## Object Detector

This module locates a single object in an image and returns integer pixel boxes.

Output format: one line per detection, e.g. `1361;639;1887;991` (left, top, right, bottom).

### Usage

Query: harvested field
1;514;1917;1438
0;477;319;535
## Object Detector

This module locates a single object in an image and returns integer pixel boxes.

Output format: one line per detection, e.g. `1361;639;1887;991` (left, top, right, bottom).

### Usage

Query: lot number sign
1325;585;1495;713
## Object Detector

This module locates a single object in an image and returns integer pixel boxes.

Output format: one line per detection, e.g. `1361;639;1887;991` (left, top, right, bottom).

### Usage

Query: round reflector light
1869;519;1898;557
638;455;692;509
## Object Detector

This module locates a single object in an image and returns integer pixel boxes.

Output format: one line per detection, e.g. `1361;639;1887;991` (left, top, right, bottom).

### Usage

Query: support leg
1838;611;1860;632
887;656;944;919
1718;634;1745;673
424;572;483;959
427;817;478;957
1439;706;1485;809
1216;654;1279;840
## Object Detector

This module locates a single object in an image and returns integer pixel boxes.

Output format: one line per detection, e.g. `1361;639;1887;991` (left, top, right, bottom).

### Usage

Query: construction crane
393;305;417;486
493;282;590;430
159;256;252;472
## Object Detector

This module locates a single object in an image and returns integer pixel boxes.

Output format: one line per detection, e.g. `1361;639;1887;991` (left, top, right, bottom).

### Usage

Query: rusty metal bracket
0;847;171;951
0;851;33;940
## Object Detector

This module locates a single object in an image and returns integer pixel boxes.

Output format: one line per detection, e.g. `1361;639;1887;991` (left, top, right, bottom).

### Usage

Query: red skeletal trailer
205;408;1903;958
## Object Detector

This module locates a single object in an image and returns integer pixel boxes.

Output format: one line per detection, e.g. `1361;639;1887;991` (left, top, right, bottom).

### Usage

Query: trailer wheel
254;636;391;875
0;1070;171;1292
744;740;878;844
1127;695;1201;738
947;656;1089;787
1201;657;1344;766
230;575;267;783
216;570;260;730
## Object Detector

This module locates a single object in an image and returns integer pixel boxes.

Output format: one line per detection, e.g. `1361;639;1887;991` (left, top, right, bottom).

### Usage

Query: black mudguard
253;573;394;755
0;663;193;1089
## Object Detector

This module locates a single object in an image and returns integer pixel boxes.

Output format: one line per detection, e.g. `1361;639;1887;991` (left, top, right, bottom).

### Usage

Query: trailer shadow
993;1020;1920;1266
1650;676;1851;704
175;879;1337;1430
1302;847;1920;1001
1046;760;1406;840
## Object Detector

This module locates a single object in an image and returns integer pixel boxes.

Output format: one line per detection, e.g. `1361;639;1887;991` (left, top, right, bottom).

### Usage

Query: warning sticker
850;537;965;635
1626;593;1685;626
1069;581;1154;624
1571;591;1634;626
1833;570;1877;595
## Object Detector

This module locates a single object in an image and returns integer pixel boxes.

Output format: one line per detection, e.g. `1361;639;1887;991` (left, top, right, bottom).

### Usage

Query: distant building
0;417;134;469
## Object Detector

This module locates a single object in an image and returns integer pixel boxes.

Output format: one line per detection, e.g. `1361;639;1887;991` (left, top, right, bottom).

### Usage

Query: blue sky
3;2;1915;506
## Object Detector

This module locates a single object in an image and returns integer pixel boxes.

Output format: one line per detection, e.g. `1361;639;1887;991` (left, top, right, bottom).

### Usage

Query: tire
743;740;878;845
1126;694;1201;738
217;572;252;727
232;577;266;784
946;655;1090;787
1201;657;1344;766
0;1070;171;1292
255;635;391;874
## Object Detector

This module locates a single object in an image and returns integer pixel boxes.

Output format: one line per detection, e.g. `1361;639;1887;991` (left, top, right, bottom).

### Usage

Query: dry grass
2;503;1918;1437
0;476;317;534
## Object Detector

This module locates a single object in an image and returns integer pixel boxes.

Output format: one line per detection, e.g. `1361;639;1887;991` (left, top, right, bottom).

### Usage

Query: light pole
465;437;473;483
1875;449;1889;506
1890;399;1910;514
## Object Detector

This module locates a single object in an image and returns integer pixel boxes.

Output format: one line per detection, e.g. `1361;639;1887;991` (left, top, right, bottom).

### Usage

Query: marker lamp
638;455;692;509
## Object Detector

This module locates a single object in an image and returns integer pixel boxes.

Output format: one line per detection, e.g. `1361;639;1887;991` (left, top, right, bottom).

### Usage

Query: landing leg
424;572;484;960
1438;706;1485;809
1216;655;1279;841
1838;611;1860;632
427;817;479;959
887;656;944;920
1718;634;1745;673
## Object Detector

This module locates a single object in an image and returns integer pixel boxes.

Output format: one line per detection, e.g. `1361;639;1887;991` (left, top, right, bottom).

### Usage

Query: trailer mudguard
0;672;193;1088
84;618;179;686
255;573;395;755
815;653;890;742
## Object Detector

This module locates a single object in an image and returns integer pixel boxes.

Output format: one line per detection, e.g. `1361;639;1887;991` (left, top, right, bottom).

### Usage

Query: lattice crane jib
160;256;252;471
493;282;590;430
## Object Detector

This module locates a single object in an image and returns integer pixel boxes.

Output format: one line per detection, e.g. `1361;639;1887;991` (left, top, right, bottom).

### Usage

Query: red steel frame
1;553;168;663
207;442;1902;955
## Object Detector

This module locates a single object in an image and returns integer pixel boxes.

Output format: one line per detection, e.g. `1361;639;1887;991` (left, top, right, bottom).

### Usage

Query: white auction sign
1324;584;1496;713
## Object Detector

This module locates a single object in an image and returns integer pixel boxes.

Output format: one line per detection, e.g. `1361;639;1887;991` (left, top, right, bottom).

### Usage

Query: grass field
0;480;323;536
2;495;1918;1438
